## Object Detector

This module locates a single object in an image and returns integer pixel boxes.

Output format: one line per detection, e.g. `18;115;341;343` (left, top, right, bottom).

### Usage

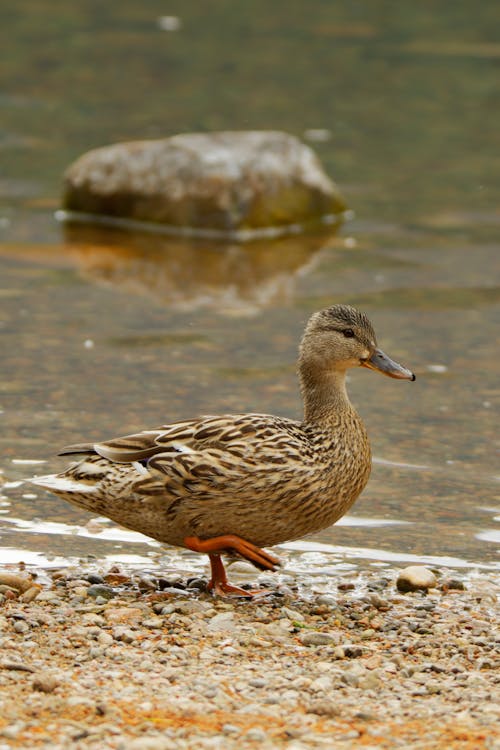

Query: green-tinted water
1;2;498;573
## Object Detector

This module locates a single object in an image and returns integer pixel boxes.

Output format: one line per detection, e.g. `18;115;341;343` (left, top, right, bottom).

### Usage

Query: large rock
62;131;346;239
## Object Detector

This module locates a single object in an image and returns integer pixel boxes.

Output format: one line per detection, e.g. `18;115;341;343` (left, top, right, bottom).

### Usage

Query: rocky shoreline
0;561;498;749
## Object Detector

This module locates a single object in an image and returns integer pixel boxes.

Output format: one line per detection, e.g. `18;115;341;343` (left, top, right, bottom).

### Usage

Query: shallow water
0;2;499;576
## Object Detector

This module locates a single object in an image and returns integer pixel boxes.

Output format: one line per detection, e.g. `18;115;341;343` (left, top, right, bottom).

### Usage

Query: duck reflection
62;222;339;314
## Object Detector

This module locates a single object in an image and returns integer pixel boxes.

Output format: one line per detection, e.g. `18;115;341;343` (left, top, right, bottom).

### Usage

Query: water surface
1;2;498;576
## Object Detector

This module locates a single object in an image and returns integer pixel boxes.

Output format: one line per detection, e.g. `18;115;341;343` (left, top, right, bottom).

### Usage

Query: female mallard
33;305;414;596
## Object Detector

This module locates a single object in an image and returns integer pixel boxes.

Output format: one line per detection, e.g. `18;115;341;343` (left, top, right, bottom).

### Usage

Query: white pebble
397;566;437;592
426;364;447;373
157;15;181;31
207;612;237;633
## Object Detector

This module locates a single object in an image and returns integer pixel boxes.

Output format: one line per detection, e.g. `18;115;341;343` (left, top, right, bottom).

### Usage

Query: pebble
138;576;157;592
32;672;61;693
113;627;136;643
341;669;361;687
87;584;115;600
0;572;34;593
396;566;437;592
221;724;239;735
105;606;145;624
86;574;104;584
299;631;338;646
441;578;466;591
281;606;305;621
309;675;333;692
141;617;164;629
13;620;30;634
207;612;237;633
19;585;42;603
306;699;341;717
244;728;268;742
0;724;25;740
97;631;114;647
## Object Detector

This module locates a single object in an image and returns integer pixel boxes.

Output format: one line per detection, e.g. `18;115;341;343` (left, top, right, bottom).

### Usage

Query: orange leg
183;534;281;598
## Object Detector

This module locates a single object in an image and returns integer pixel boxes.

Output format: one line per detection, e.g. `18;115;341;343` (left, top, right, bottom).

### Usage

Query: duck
32;304;415;597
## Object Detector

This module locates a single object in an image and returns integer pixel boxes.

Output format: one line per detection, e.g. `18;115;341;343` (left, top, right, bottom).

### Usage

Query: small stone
338;582;356;591
306;699;341;718
222;724;239;735
396;566;437;593
367;578;390;591
0;572;34;593
369;593;390;610
86;574;104;584
174;600;211;615
141;617;164;629
0;724;25;740
105;606;144;624
71;586;88;598
342;643;366;659
360;628;376;639
316;595;338;606
66;696;95;708
249;636;272;648
441;578;466;591
355;711;375;721
299;631;338;646
281;607;305;622
341;670;361;687
35;590;59;602
113;627;136;643
82;612;105;627
358;672;381;690
32;672;60;693
185;577;207;591
337;730;360;740
309;675;333;692
207;612;237;633
249;678;267;688
87;584;115;600
19;585;42;603
138;576;157;591
244;728;267;742
13;620;30;634
97;631;114;647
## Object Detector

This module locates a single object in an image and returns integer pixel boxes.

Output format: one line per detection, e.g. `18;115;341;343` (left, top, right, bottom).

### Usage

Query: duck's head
300;304;415;381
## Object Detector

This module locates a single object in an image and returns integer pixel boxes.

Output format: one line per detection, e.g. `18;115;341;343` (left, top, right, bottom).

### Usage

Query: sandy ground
0;561;499;750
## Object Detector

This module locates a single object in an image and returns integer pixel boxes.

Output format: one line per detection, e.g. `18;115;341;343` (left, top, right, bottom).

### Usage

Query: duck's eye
342;328;355;338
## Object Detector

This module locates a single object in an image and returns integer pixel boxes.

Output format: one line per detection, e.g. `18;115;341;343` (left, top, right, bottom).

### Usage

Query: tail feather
30;474;98;494
57;443;96;456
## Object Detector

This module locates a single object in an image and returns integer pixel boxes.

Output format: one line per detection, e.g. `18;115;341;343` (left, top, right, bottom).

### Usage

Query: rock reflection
62;223;338;314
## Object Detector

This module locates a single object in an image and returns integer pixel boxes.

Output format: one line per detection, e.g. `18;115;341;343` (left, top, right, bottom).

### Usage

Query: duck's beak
361;348;415;381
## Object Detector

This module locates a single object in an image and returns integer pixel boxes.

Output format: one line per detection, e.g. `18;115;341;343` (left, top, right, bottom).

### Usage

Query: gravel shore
0;560;499;750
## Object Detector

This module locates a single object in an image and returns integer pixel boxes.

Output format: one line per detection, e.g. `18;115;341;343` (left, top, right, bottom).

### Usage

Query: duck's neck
299;360;353;423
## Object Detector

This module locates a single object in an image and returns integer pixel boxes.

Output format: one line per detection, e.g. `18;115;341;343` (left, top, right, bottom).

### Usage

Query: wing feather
59;414;308;489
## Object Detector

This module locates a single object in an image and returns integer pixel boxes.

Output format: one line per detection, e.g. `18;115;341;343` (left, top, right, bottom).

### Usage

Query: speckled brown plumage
32;304;414;595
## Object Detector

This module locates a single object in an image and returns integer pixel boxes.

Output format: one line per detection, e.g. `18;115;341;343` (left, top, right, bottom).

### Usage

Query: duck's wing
58;419;206;462
145;413;310;488
59;413;307;484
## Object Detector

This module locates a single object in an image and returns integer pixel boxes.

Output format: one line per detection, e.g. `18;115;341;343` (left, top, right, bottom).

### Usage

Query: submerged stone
61;131;347;239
